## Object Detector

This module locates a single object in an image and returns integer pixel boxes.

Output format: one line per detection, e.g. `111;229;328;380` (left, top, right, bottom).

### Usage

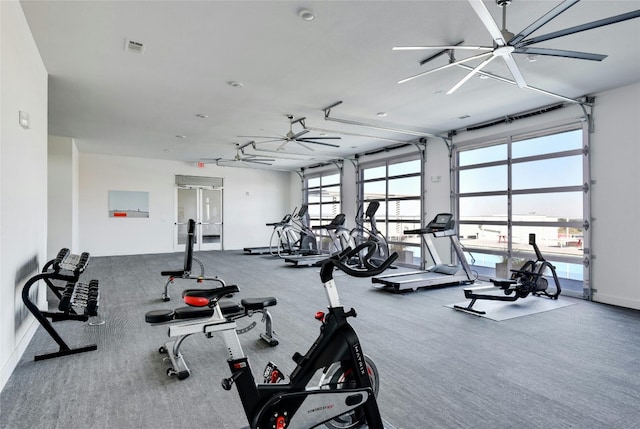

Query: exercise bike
179;242;398;429
454;233;561;315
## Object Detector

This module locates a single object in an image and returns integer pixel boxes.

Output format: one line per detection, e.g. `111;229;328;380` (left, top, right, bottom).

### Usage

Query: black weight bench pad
182;285;240;302
241;297;277;311
161;269;186;277
145;300;243;323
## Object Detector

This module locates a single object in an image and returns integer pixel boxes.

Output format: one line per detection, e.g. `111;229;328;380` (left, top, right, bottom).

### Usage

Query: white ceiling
21;0;640;170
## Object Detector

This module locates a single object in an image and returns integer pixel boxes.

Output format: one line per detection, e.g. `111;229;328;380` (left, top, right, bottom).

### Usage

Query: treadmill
372;213;475;292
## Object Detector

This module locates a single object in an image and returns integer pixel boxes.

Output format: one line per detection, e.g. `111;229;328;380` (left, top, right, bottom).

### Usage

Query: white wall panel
78;153;292;255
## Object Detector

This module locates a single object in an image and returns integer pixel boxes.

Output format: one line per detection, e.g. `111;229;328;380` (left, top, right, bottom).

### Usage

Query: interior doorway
175;186;223;251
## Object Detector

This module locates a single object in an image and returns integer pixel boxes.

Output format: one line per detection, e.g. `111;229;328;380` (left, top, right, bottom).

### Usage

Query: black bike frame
223;243;395;429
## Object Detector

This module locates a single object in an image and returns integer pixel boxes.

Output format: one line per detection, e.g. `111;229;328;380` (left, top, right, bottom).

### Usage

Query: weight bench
161;219;226;301
146;286;278;380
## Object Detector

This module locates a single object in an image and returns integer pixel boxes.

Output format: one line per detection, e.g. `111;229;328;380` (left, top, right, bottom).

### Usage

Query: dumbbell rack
21;248;100;361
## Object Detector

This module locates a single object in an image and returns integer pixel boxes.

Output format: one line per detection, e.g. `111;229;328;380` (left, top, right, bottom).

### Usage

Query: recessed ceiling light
228;81;243;88
526;55;538;62
458;115;470;119
434;90;444;95
479;74;490;79
176;135;186;139
195;113;208;119
376;112;388;117
298;8;315;21
163;149;173;152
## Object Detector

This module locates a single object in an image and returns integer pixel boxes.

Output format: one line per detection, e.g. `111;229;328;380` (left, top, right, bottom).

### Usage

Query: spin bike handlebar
320;242;398;282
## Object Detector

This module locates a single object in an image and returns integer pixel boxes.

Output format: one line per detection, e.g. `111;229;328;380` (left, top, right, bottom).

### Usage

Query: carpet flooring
1;250;639;429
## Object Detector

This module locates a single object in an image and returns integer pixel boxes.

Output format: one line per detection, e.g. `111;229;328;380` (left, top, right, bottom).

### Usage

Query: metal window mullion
582;121;592;300
507;136;513;266
511;220;584;228
512;185;585;195
511;148;584;164
455;158;509;171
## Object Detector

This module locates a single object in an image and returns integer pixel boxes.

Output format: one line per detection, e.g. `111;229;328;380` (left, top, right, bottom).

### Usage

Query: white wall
48;136;77;258
0;0;48;391
78;153;293;256
590;82;640;309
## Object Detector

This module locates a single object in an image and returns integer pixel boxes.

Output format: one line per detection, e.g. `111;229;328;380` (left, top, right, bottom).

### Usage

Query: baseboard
593;293;640;311
0;318;39;393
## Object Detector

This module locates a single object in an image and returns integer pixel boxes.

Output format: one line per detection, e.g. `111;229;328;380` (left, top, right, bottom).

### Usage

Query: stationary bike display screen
427;213;454;232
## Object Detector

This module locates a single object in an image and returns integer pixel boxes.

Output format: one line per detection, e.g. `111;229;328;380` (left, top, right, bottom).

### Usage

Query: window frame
453;123;590;297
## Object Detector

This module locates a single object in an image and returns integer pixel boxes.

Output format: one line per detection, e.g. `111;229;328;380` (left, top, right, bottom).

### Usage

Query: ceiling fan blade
455;63;580;104
508;0;580;45
246;160;273;165
398;51;493;84
447;54;498;94
519;9;640;47
245;157;275;162
291;129;309;140
276;141;288;151
238;135;279;139
295;141;315;151
393;45;492;51
468;0;507;45
297;136;341;140
248;138;285;144
296;140;341;148
502;54;526;88
515;47;607;61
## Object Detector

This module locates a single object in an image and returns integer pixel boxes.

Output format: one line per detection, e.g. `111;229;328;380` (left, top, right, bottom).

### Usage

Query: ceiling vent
124;38;146;54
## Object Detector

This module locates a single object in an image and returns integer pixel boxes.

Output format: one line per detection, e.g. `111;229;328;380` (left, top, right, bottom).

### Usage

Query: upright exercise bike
180;242;397;429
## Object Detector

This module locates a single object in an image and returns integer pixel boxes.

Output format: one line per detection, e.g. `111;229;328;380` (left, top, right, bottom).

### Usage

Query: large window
304;170;341;249
455;127;588;295
361;158;422;265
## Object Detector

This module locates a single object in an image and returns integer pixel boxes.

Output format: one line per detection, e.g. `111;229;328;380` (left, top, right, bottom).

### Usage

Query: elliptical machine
349;201;390;268
178;242;398;428
270;205;319;258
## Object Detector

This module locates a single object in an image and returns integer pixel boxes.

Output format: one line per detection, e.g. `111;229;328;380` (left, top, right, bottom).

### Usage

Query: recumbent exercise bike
454;233;561;315
177;242;397;429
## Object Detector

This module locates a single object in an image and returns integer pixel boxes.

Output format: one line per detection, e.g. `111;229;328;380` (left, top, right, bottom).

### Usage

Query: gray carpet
2;250;640;429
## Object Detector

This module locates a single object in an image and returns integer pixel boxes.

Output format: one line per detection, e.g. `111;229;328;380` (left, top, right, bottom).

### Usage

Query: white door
175;186;222;251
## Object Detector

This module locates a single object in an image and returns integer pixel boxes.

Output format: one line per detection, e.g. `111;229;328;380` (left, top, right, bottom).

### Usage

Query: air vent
175;175;223;187
124;39;146;54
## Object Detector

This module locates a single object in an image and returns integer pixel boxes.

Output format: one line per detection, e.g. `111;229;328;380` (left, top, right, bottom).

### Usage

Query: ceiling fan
394;0;640;94
239;115;341;151
201;143;275;167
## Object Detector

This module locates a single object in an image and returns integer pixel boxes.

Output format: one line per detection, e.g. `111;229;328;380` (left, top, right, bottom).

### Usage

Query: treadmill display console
428;213;454;232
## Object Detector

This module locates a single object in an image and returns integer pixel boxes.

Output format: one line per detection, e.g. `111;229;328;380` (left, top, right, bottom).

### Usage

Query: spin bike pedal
263;361;285;384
